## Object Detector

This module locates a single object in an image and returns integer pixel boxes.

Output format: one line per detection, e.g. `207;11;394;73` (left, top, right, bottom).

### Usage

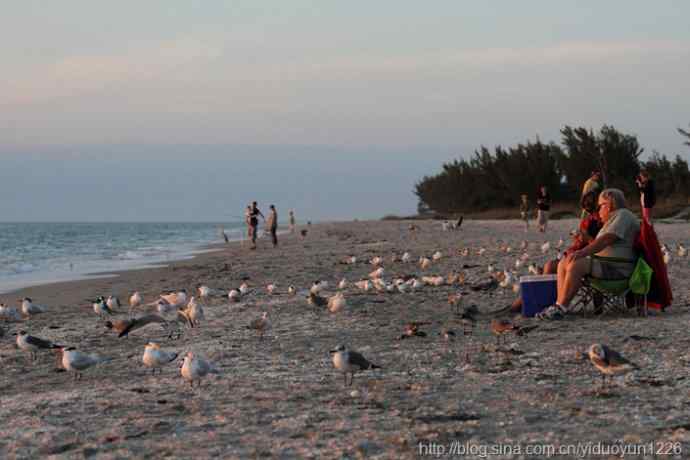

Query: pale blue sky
2;2;689;220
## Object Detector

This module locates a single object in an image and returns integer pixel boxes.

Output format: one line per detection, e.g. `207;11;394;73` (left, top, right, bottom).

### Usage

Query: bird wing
604;346;639;368
26;335;56;349
348;351;374;370
70;352;100;370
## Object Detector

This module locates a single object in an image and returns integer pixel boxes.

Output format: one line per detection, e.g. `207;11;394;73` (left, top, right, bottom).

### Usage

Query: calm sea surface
0;222;244;293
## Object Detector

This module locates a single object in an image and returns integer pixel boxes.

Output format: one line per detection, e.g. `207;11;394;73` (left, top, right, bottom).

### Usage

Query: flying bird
105;314;168;338
330;344;381;386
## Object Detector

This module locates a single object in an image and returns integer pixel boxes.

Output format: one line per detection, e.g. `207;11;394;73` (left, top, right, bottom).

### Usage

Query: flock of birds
0;226;686;391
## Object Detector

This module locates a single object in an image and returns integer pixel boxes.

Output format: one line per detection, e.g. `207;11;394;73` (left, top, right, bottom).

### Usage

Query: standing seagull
330;345;381;386
587;343;640;388
247;312;271;339
20;297;46;317
0;303;21;321
16;331;61;361
142;342;178;375
106;295;121;311
61;347;111;381
180;352;221;388
93;296;114;318
129;291;143;315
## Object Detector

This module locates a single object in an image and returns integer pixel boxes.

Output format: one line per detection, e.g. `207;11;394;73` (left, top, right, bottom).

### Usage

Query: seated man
537;188;639;320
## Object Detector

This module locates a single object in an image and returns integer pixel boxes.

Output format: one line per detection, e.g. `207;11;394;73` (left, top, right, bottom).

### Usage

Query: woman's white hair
600;188;627;210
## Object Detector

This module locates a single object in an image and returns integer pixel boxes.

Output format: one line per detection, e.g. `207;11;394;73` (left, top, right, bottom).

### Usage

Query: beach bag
629;257;653;296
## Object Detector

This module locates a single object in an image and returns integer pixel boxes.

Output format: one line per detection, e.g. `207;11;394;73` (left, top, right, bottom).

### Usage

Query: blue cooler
520;274;557;317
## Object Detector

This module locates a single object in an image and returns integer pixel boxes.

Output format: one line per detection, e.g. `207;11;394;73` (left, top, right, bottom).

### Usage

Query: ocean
0;222;245;293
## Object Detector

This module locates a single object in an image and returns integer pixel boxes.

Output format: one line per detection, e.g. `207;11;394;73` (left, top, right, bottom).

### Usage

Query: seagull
338;278;348;290
541;241;550;254
61;346;111;381
20;297;46;317
401;252;411;263
490;319;538;347
348;256;357;264
328;292;347;313
180;352;221;388
677;244;687;258
556;238;564;249
197;285;213;298
142;342;178;375
330;344;381;386
247;312;271;339
239;283;250;296
287;285;296;296
93;296;114;318
106;295;121;311
432;251;442;261
266;283;277;295
308;292;328;308
663;250;671;265
354;279;371;292
370;256;383;266
528;264;539;275
129;291;143;314
105;314;168;338
419;257;431;270
228;289;241;302
400;321;430;339
477;247;486;256
182;297;205;327
499;270;513;288
16;331;62;361
0;303;21;321
310;280;328;294
369;267;384;279
155;291;187;309
587;343;640;387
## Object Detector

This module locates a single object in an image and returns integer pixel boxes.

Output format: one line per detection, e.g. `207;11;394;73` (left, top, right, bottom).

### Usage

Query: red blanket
634;220;673;310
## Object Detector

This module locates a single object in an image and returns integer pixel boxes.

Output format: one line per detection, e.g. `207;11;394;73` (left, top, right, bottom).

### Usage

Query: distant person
288;210;296;234
536;185;551;233
244;205;252;241
636;170;656;224
267;205;278;247
248;201;265;250
581;171;602;218
519;194;530;232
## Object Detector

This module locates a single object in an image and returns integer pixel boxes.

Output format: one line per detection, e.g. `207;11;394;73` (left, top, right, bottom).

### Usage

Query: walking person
636;170;656;224
248;201;265;250
536;185;551;233
267;205;278;247
288;209;296;234
519;194;530;232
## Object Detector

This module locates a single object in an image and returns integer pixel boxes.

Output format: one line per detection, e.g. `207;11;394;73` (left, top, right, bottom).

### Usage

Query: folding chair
572;257;653;317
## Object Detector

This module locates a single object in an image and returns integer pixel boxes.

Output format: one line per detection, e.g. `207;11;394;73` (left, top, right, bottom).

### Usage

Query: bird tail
168;352;179;363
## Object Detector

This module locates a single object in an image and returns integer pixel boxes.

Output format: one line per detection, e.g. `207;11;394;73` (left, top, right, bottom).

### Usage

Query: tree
679;124;690;147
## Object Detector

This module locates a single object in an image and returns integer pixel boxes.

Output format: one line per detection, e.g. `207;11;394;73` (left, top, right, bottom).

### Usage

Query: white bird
239;283;250;295
310;281;328;294
355;279;371;292
541;241;550;254
328;292;347;313
129;291;142;313
515;259;523;270
330;344;381;386
419;257;431;270
183;297;205;327
487;264;494;274
228;289;241;302
16;330;61;361
663;250;671;265
677;244;686;258
528;264;539;275
477;247;486;256
20;297;46;317
93;296;113;318
61;347;111;381
0;303;21;321
505;246;512;253
197;285;212;298
499;270;513;288
180;352;221;388
587;343;640;386
401;252;411;263
556;238;564;249
338;278;348;290
369;267;384;279
266;283;277;295
386;283;397;293
247;312;271;339
348;256;357;264
159;291;187;308
432;251;442;261
287;285;296;296
106;296;121;311
370;256;383;266
142;342;178;375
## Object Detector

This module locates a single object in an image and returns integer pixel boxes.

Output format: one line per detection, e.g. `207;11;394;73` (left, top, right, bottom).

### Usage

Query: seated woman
510;191;602;312
537;188;639;320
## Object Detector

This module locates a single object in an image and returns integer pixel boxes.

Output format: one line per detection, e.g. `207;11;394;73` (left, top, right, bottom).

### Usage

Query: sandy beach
1;218;689;459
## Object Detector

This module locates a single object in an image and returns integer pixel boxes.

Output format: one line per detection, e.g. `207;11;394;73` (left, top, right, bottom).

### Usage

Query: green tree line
415;125;690;214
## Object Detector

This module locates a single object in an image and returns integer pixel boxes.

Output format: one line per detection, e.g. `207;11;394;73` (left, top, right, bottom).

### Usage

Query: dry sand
1;219;689;459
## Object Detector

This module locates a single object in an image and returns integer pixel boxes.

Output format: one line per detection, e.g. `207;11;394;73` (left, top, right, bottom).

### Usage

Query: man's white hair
600;188;627;210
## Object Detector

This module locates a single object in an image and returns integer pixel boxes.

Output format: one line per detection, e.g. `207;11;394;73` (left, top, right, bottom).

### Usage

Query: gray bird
587;343;640;387
330;344;381;386
16;330;62;361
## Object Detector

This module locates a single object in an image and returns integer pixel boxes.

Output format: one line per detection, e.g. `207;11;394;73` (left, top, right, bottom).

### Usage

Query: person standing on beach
267;205;278;247
636;170;656;223
288;210;296;234
248;202;265;249
536;185;551;233
519;194;530;232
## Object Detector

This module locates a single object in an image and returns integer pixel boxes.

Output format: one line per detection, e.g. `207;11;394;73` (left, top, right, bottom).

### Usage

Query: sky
2;1;690;221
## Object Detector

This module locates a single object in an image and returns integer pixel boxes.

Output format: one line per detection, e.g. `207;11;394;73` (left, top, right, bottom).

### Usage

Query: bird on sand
20;297;46;317
228;289;241;302
330;344;381;386
490;319;538;347
159;290;187;308
328;292;347;313
266;283;277;295
587;343;640;387
106;295;121;311
239;282;250;296
247;312;271;339
129;291;143;314
401;252;411;263
142;342;178;375
354;279;371;292
105;314;168;338
181;352;221;388
0;303;21;321
419;257;431;269
287;285;296;296
61;346;111;381
308;292;328;308
93;296;114;318
310;280;328;294
338;278;348;290
541;241;551;254
399;321;431;339
16;331;62;361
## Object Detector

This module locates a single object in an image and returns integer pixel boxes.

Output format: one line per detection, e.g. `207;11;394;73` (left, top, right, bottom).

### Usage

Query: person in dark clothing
536;185;551;233
267;205;278;247
249;201;265;249
636;170;656;223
